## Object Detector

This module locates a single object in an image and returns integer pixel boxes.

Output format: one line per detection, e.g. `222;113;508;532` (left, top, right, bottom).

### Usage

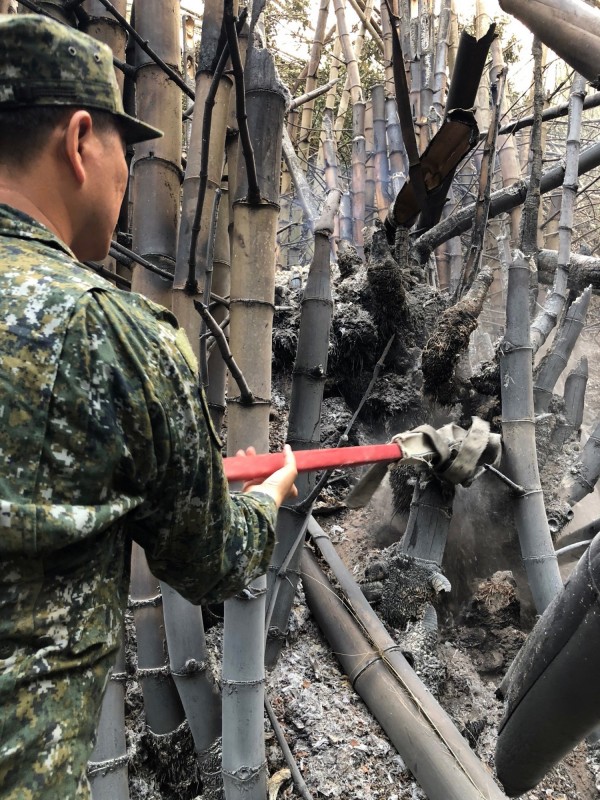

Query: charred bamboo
530;74;587;355
401;475;455;565
552;356;588;446
265;190;341;669
222;44;286;800
297;0;330;166
130;0;182;307
87;642;128;800
372;84;391;218
412;141;600;264
174;0;232;357
499;253;563;613
303;523;507;800
562;415;600;506
533;286;592;412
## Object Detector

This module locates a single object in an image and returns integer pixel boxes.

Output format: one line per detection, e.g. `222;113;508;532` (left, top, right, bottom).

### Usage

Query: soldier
0;14;297;799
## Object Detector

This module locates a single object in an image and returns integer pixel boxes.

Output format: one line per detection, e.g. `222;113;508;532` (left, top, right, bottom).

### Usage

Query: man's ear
63;109;94;186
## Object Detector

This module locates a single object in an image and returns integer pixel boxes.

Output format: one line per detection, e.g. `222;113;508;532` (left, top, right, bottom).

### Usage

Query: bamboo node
87;754;129;777
128;593;163;609
172;658;207;676
136;665;172;679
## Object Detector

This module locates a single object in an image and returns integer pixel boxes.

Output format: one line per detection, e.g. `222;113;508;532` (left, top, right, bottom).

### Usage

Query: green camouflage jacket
0;204;277;796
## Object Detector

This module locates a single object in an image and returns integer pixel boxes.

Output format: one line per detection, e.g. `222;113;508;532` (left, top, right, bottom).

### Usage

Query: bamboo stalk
379;0;395;99
290;78;338;110
174;0;232;358
533;286;592;412
519;37;544;264
498;0;600;87
130;0;182;308
401;475;455;565
222;43;286;800
455;67;506;299
297;0;330;167
82;0;127;91
499;252;563;613
385;97;407;197
500;91;600;136
352;100;367;251
552;356;588;446
303;523;508;800
372;84;391;219
265;190;341;669
206;182;230;432
447;0;459;78
130;544;185;735
432;0;450;131
282;128;319;227
339;191;353;243
419;0;435;151
530;74;587;356
474;0;492;135
87;642;128;800
412;141;600;264
490;37;522;242
561;414;600;506
160;583;222;794
365;99;375;224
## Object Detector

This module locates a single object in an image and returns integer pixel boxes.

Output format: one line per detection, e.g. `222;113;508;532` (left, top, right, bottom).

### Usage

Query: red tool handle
223;442;403;483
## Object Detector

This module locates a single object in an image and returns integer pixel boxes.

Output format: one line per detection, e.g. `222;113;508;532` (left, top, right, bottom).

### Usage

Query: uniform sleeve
56;289;278;604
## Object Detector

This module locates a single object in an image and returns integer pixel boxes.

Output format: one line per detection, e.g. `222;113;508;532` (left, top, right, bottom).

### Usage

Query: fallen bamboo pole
303;521;507;800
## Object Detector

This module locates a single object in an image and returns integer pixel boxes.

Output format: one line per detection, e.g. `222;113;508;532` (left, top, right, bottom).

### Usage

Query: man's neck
0;185;66;242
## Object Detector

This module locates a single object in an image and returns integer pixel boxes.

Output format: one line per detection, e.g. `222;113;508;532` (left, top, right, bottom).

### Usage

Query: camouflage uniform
0;203;277;799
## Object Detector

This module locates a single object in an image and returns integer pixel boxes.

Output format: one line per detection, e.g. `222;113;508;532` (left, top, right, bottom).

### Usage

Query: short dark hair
0;107;118;169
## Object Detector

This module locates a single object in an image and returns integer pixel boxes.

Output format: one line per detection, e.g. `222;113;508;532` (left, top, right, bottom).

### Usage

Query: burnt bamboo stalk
339;191;353;243
346;0;383;49
297;0;330;166
401;475;455;566
333;0;365;249
160;582;222;795
537;247;600;294
447;0;459;78
552;356;588;446
386;97;407;196
372;84;391;219
379;0;395;99
290;79;339;111
520;37;544;264
365;100;375;224
409;13;421;140
264;190;341;669
533;286;592;412
542;192;561;252
130;543;185;735
490;37;522;242
501;91;600;137
82;0;127;92
530;74;587;356
352;101;367;252
322;109;339;192
174;0;232;358
499;252;563;613
303;525;508;800
561;413;600;506
334;17;368;141
222;44;286;800
498;0;600;87
474;0;492;135
87;642;128;800
205;182;230;431
455;67;506;299
282;128;319;228
432;0;450;132
412;141;600;264
419;0;434;151
182;14;195;149
316;36;342;169
130;0;182;308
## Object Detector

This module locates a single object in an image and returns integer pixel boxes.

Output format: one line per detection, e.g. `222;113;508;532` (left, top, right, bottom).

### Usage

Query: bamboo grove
6;0;600;797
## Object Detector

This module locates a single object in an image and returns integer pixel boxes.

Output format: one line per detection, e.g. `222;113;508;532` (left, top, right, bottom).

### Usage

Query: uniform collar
0;203;76;259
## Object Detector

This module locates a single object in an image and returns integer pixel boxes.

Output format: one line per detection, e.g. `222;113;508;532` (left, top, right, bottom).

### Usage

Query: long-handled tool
223;442;403;483
223;419;502;507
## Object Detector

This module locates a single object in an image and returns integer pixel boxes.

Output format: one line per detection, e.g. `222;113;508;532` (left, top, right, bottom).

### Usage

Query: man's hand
236;444;298;507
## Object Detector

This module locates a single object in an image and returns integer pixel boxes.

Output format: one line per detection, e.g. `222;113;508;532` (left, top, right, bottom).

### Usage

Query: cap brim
117;112;163;144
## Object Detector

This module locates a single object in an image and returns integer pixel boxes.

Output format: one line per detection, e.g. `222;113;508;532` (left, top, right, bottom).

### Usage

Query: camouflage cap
0;14;162;144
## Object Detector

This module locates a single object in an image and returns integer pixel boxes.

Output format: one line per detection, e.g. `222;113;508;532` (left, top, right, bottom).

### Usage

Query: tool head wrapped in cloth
223;417;501;507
